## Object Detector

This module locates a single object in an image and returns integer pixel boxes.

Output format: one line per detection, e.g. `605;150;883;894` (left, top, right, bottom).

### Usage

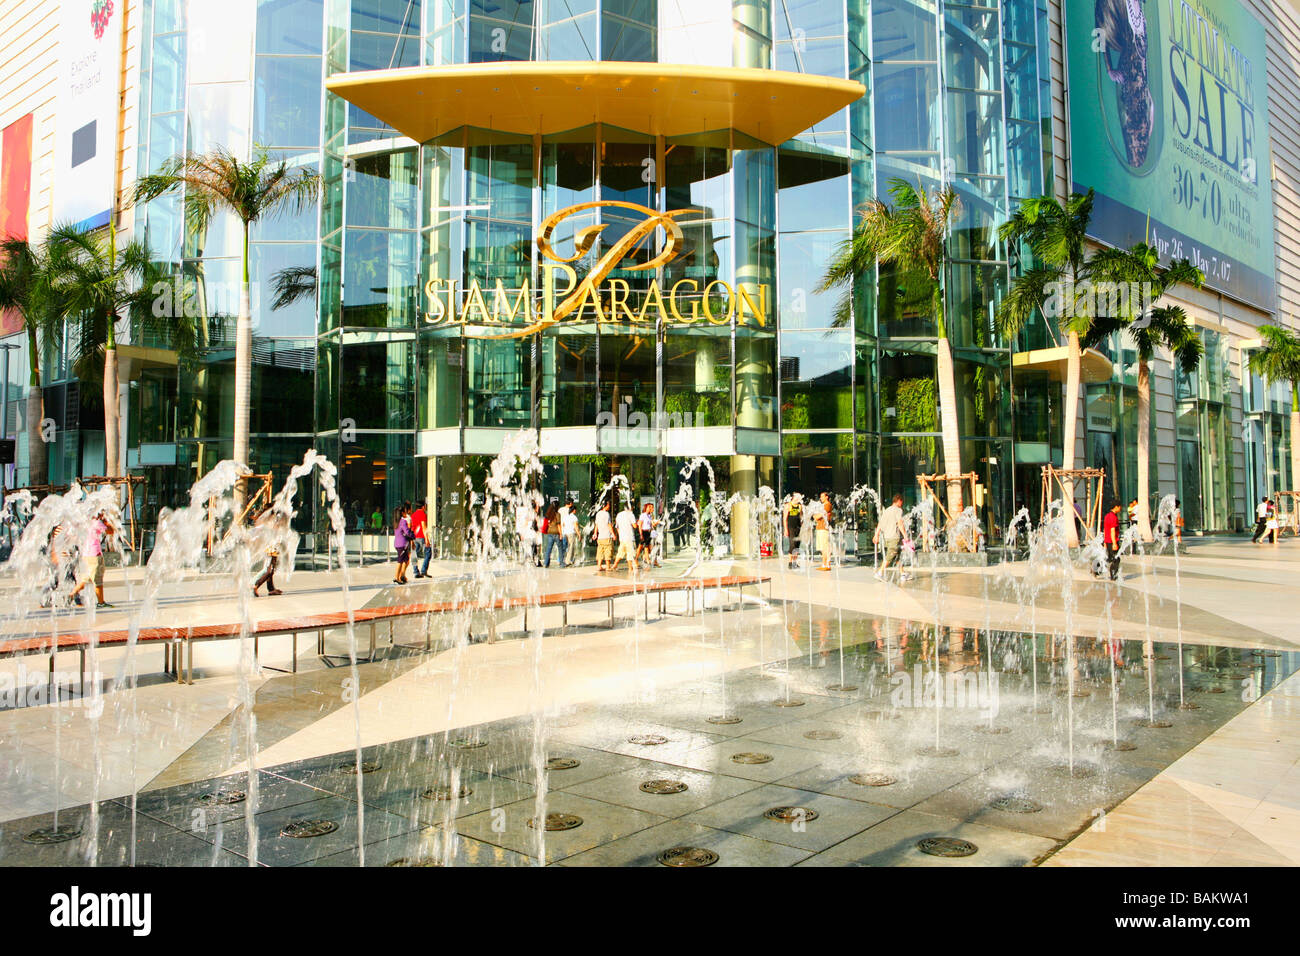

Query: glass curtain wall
1171;329;1235;531
1244;347;1294;503
320;0;422;523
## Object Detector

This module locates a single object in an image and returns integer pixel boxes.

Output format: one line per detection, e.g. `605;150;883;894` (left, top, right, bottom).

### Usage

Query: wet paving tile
559;759;761;817
811;809;1058;866
557;818;812;867
193;796;421;866
682;782;900;852
451;792;667;864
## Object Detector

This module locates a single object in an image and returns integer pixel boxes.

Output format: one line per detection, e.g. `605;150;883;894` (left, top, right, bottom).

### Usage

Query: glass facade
0;0;1232;538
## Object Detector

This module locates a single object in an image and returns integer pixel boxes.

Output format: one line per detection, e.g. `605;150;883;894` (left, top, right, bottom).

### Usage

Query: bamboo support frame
1040;465;1107;541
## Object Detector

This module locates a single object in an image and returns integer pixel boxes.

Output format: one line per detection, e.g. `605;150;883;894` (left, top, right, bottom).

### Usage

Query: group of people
1251;496;1288;544
591;500;662;573
389;501;434;585
780;493;838;572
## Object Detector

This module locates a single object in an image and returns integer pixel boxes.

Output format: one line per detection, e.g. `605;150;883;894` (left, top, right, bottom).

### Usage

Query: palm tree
1084;242;1204;541
996;190;1095;545
1247;324;1300;499
270;265;317;312
133;149;321;486
0;237;59;486
820;178;965;518
44;222;159;478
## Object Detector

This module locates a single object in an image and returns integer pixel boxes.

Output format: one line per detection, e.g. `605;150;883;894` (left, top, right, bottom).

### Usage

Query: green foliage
819;177;959;336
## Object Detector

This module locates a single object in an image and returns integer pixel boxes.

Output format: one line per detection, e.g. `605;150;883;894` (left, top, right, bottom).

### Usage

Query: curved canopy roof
325;61;866;146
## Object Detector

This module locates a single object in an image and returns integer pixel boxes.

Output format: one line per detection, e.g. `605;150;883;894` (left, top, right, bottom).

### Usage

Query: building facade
0;0;1295;545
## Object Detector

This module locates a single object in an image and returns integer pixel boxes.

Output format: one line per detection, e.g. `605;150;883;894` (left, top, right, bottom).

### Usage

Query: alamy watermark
1042;278;1156;330
595;404;698;450
890;666;1000;719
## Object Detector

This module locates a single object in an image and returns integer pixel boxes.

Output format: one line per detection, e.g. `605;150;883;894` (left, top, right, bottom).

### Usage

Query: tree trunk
26;387;45;487
1061;330;1082;546
935;336;964;528
1136;358;1153;542
103;346;120;478
233;228;253;513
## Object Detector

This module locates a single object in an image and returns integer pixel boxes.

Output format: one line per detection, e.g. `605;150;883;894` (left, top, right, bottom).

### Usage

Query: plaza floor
0;536;1296;866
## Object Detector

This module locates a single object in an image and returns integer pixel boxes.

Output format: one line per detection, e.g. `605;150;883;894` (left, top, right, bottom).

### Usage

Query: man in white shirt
1252;497;1270;543
594;501;614;571
560;503;580;565
873;493;909;582
612;503;638;574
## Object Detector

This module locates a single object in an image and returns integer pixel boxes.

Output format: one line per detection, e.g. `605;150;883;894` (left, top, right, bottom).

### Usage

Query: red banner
1;112;34;336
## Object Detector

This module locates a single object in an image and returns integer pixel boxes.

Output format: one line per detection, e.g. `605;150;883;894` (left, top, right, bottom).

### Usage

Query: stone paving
0;536;1296;865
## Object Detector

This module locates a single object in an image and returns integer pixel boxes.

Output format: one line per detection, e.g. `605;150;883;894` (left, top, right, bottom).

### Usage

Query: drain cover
281;819;339;839
706;715;743;725
421;785;473;801
915;746;959;758
803;729;842;740
774;699;806;707
917;837;978;858
1178;701;1200;711
826;684;858;692
974;725;1011;735
1206;686;1225;694
449;738;487;749
988;795;1042;814
338;760;382;774
385;857;443;867
527;813;583;831
763;806;818;823
657;846;719;867
639;779;688;795
1071;690;1092;698
1143;719;1173;729
546;757;580;771
628;734;669;746
849;772;896;787
1103;740;1137;751
22;825;81;845
198;789;246;806
730;752;774;765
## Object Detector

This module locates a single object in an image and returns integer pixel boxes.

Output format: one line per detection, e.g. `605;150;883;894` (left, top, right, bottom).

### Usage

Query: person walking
560;501;580;566
873;493;909;582
635;502;655;569
392;504;413;584
542;502;564;568
1252;496;1271;543
69;511;116;608
251;508;288;597
649;505;664;567
612;500;638;575
783;494;803;569
594;500;614;571
1266;497;1280;544
1102;500;1122;580
816;492;834;571
370;505;384;533
410;500;431;578
1173;499;1185;547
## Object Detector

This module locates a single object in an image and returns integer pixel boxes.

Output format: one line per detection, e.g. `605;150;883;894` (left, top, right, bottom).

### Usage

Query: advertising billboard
53;0;121;232
1066;0;1276;310
1;113;34;336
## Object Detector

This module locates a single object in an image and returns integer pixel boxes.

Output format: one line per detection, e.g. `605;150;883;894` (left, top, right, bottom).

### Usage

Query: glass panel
663;329;732;427
253;55;323;148
779;330;853;430
257;0;325;54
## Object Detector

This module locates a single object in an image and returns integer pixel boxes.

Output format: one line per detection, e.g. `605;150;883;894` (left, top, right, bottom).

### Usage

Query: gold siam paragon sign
422;200;771;338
